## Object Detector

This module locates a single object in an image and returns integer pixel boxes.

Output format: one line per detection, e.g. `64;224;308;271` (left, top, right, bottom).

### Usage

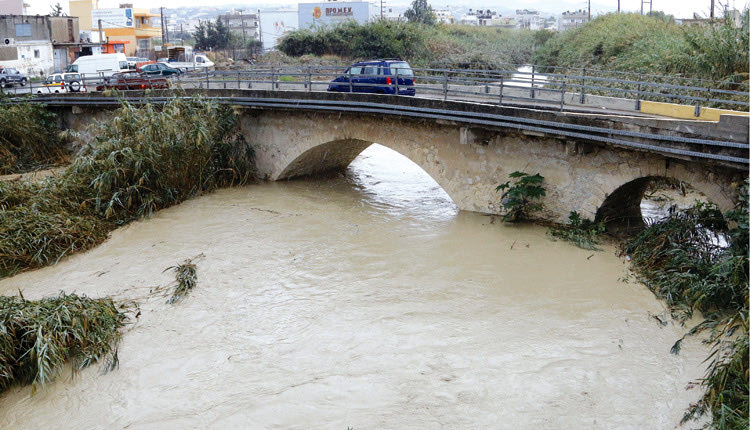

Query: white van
66;53;128;80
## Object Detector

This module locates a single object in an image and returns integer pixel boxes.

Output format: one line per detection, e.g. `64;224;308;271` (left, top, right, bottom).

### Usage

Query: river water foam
0;144;706;428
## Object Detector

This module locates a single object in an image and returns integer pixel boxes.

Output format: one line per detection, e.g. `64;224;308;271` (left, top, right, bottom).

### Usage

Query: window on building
15;24;31;37
34;49;39;58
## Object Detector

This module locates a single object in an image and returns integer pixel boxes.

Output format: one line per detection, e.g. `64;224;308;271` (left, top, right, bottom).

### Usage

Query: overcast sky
29;0;748;20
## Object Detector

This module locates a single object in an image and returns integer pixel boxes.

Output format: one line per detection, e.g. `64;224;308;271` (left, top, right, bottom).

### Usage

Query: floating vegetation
0;292;129;394
166;259;198;304
0;97;255;278
0;96;68;174
625;181;749;429
548;211;606;251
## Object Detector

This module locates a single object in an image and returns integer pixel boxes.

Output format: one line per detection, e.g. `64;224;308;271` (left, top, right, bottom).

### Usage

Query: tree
404;0;436;25
49;2;64;16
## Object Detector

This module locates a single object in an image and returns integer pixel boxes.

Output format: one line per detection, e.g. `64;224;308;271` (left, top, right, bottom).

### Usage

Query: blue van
327;59;415;96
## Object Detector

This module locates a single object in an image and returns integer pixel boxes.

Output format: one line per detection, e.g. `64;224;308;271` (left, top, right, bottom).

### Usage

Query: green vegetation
166;260;198;304
548;211;605;250
278;21;538;69
0;97;254;278
625;182;749;429
534;11;749;85
0;98;68;174
0;292;128;394
404;0;436;25
495;171;546;222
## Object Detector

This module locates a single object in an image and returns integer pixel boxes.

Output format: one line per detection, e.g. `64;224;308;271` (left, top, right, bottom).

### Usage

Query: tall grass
0;293;128;394
277;21;538;69
0;96;68;174
625;181;748;429
534;11;749;85
0;97;254;278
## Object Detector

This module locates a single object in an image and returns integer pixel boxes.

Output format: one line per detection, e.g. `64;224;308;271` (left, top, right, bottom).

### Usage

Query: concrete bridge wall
239;109;744;225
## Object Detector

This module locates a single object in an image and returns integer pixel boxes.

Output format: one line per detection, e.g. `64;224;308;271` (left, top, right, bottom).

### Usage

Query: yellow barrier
639;100;750;121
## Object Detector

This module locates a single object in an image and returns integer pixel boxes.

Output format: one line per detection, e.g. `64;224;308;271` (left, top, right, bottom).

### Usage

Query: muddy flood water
0;145;707;429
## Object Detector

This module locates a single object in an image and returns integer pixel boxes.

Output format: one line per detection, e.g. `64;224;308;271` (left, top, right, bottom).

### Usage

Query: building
459;9;500;26
218;10;260;42
70;1;160;56
0;0;24;15
0;15;93;76
434;8;454;24
298;1;376;29
558;9;589;31
514;9;545;30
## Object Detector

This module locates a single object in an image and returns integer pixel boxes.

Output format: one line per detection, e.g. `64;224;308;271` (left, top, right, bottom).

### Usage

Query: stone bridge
47;89;749;229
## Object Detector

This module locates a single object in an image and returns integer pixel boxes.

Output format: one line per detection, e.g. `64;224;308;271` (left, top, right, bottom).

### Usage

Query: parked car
36;73;69;94
139;62;181;77
95;71;170;91
126;56;150;69
0;66;28;87
66;53;129;78
327;59;415;96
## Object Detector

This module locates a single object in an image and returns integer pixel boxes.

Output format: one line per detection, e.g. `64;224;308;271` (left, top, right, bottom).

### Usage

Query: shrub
548;211;605;250
495;171;546;222
0;293;128;394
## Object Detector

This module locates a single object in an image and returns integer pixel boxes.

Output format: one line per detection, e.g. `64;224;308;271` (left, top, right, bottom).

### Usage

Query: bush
0;97;255;278
0;293;128;394
495;172;546;222
0;97;68;174
548;211;605;250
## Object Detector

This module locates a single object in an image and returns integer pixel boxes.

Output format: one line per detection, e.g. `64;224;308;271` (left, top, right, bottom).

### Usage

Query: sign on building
298;1;373;28
92;8;134;29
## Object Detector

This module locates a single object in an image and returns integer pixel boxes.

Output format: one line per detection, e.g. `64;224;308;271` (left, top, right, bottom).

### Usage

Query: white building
558;9;589;31
434;8;454;24
459;9;500;26
298;1;376;29
514;9;546;30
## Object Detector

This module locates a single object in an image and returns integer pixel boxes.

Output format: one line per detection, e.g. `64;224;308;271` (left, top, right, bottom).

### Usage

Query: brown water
0;145;707;429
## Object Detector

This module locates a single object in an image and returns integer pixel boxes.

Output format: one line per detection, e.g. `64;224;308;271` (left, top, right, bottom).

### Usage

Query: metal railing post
272;68;277;89
579;68;586;104
394;69;399;95
560;75;566;111
237;70;240;89
205;67;209;89
307;66;312;92
443;70;448;101
499;76;504;105
530;65;536;99
635;74;642;110
348;71;352;93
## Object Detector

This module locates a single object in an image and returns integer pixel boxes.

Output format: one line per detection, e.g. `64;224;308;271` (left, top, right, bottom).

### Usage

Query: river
0;144;707;428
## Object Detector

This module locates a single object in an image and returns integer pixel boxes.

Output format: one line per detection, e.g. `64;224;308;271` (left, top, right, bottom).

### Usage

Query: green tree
49;2;64;16
404;0;436;25
193;21;209;50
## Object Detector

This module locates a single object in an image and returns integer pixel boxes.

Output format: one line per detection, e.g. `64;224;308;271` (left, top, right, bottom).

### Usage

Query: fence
2;63;748;115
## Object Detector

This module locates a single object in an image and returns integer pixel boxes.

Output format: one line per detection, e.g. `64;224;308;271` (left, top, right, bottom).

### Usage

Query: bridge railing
3;64;748;115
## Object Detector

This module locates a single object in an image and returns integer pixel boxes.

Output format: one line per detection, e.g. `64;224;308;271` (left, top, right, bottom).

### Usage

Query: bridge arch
595;169;738;233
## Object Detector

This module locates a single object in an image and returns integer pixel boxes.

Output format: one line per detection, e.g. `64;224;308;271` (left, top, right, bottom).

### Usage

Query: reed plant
0;292;128;394
548;211;605;250
0;97;254;278
0;96;68;174
625;181;748;429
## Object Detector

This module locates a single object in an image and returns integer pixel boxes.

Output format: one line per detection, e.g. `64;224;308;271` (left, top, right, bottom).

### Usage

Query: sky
28;0;749;20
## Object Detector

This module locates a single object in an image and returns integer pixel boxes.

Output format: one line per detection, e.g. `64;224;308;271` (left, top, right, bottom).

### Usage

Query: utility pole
380;0;384;19
710;0;715;18
97;19;103;52
618;0;621;13
587;0;591;20
257;9;263;51
640;0;652;14
238;9;246;44
160;7;166;47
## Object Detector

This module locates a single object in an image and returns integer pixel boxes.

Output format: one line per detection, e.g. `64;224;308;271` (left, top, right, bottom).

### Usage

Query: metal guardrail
2;64;748;112
28;93;750;168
